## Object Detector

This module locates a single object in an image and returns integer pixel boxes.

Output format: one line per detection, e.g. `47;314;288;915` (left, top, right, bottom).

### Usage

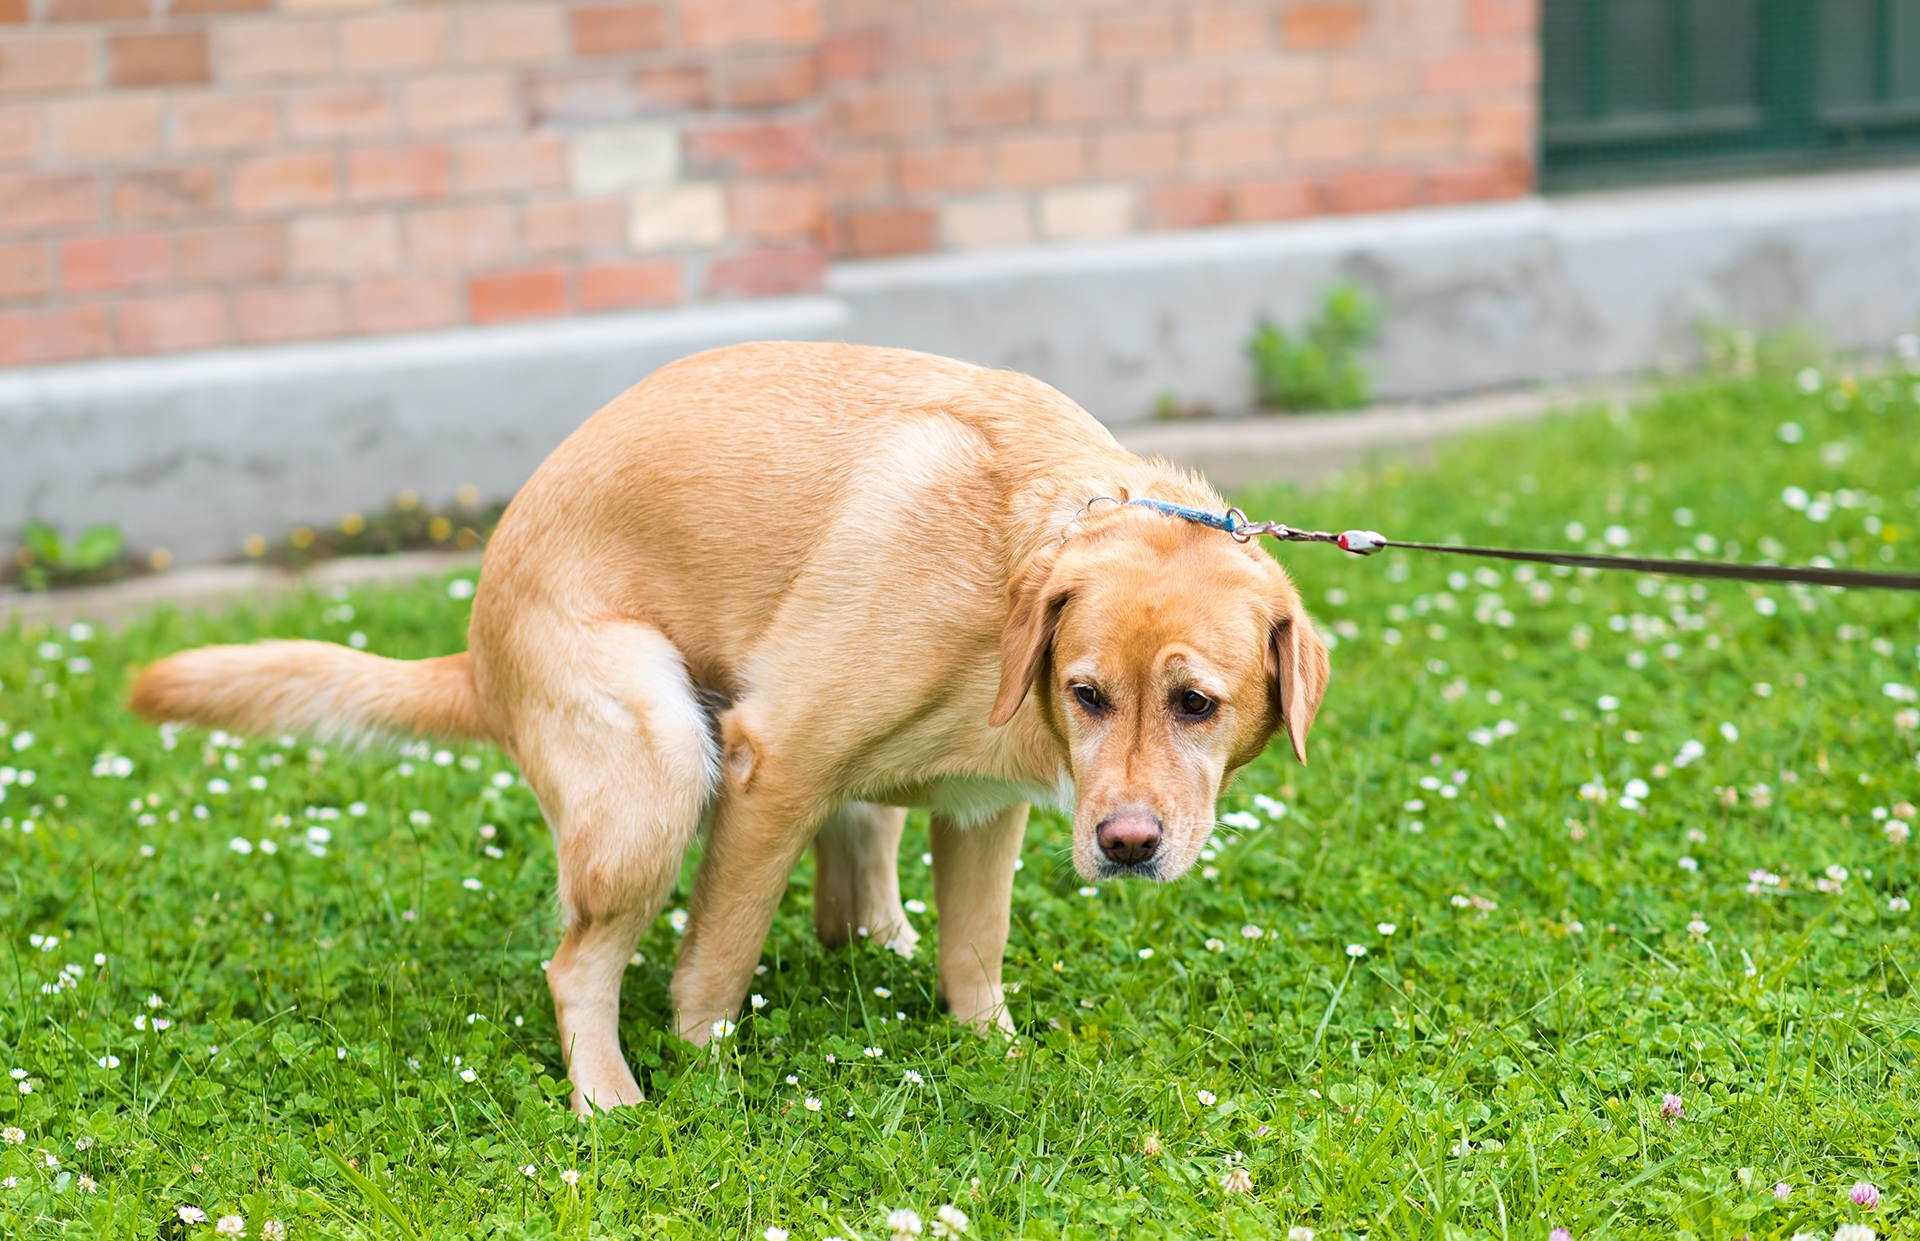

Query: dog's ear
991;544;1071;727
1267;607;1330;764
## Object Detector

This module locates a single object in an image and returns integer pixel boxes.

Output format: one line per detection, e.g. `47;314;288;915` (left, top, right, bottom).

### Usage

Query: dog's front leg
813;801;918;958
670;776;822;1044
930;802;1029;1037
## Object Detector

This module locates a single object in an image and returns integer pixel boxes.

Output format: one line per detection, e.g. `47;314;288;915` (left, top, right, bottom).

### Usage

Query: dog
129;342;1329;1111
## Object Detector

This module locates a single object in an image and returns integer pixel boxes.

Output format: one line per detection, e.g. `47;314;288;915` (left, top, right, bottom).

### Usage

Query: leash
1114;498;1920;592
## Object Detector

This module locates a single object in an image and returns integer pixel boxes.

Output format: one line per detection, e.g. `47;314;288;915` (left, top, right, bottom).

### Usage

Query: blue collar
1122;498;1243;534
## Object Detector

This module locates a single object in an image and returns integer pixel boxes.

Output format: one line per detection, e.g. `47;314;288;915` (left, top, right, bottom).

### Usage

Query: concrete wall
6;166;1920;566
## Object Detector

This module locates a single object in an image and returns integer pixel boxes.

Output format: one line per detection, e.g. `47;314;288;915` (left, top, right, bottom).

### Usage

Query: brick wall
0;0;828;365
827;0;1536;255
0;0;1535;366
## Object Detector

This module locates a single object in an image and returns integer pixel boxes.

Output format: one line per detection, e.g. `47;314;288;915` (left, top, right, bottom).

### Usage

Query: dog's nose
1097;813;1162;865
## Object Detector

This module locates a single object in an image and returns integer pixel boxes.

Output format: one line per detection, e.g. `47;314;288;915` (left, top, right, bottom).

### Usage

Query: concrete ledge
0;549;482;631
835;166;1920;422
1;296;848;565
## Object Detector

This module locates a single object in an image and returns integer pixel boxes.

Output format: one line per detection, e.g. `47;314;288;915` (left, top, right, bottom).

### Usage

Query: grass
2;362;1918;1240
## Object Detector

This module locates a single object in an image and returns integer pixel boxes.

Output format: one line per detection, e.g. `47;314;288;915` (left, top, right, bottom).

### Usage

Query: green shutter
1542;0;1920;189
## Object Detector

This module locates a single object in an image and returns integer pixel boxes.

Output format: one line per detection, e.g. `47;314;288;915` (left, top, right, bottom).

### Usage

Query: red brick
290;212;401;277
1236;60;1320;110
945;81;1031;131
1145;183;1229;230
994;133;1082;188
349;274;460;334
113;166;219;220
1329;168;1419;213
176;222;284;283
685;119;818;175
0;240;48;300
1234;177;1320;221
109;30;209;87
579;258;677;310
1469;0;1537;39
995;17;1084;74
61;231;169;293
173;0;270;13
347;143;452;203
899;143;986;196
521;196;625;255
1192;120;1276;171
116;291;228;355
826;148;889;201
455;5;564;67
0;105;35;163
823;30;882;81
219;21;333;82
1287;115;1370;164
707;246;821;297
729;180;822;243
404;75;516;133
408;203;515;269
838;83;936;138
173;94;279;153
842;207;933;257
1140;66;1228;118
1093;13;1178;64
1042;72;1128;124
287;84;393;141
1466;97;1532;157
1425;157;1531;203
681;0;822;51
342;11;448;73
52;97;162;161
233;284;343;345
633;62;710;110
1282;3;1368;50
721;52;818;108
1329;53;1419;104
233;152;336;215
527;68;632;123
49;0;148;22
1379;109;1459;159
1422;45;1536;95
0;171;98;233
0;33;95;95
907;26;983;72
468;266;569;323
570;3;665;56
456;135;565;194
1192;7;1270;56
0;305;109;366
1095;127;1179;178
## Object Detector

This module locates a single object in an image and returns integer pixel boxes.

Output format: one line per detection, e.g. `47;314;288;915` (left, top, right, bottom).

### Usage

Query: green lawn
3;362;1918;1240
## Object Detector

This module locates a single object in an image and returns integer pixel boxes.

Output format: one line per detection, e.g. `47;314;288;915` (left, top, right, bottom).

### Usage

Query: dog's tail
128;641;490;746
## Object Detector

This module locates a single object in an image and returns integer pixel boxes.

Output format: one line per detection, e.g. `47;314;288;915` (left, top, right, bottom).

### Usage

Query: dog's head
991;505;1329;882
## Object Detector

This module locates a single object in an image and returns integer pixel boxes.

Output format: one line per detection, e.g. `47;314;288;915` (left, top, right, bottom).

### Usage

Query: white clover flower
1835;1227;1876;1241
1221;1166;1253;1193
1;1126;22;1144
933;1203;970;1236
887;1207;923;1239
262;1223;286;1241
764;1229;789;1241
78;1174;98;1193
1377;923;1397;936
904;1069;924;1085
1288;1228;1316;1241
1205;938;1225;952
1887;820;1911;845
215;1215;245;1236
1240;925;1263;939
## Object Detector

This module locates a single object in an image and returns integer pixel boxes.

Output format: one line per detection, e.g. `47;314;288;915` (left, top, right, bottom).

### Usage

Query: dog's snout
1096;813;1162;865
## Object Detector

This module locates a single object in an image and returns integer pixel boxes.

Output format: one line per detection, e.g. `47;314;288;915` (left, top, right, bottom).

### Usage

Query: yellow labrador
130;342;1329;1111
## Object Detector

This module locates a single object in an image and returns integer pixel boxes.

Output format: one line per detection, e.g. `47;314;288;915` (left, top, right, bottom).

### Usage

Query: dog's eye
1071;683;1103;711
1175;689;1215;719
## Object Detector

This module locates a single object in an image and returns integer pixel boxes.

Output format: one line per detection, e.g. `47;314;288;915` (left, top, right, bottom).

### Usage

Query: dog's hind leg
510;622;716;1112
811;802;918;958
